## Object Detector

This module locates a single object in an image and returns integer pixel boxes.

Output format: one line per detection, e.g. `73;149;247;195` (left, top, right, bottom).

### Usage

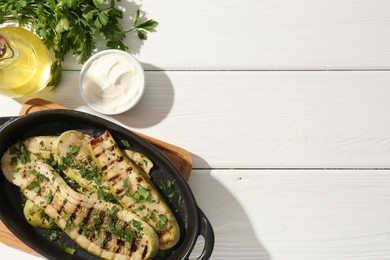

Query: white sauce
80;52;144;114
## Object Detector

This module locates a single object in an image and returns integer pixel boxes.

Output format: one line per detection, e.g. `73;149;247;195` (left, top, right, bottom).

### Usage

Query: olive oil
0;27;51;97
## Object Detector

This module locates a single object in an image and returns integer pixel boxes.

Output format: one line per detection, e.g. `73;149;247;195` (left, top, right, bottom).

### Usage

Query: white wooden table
1;0;390;259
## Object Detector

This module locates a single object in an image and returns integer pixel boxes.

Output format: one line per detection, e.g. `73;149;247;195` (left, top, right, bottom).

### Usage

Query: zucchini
1;136;59;230
0;131;165;258
1;136;57;183
16;162;159;260
52;130;118;202
23;200;57;229
52;130;154;202
90;131;180;250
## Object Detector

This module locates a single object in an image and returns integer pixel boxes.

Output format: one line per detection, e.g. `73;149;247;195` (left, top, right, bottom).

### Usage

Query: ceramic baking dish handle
196;209;215;260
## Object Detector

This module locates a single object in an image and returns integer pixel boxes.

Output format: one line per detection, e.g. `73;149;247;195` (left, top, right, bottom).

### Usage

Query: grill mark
51;192;63;210
102;132;110;139
142;245;148;259
107;144;116;151
108;174;120;183
102;231;113;249
115;222;129;252
130;239;138;253
104;157;119;171
116;239;125;247
105;233;122;253
126;166;133;174
90;136;105;159
88;232;96;241
90;137;103;146
71;204;81;220
115;238;126;253
94;151;104;159
82;207;94;225
57;204;64;215
99;211;106;223
115;188;124;195
101;164;108;171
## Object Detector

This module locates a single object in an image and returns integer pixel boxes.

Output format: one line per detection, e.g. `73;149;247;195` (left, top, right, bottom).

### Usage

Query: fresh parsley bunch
0;0;158;87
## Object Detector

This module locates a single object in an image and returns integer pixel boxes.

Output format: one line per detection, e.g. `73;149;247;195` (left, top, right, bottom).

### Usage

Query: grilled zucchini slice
1;136;57;183
90;131;180;250
1;136;59;229
52;130;106;197
52;130;154;201
16;162;159;260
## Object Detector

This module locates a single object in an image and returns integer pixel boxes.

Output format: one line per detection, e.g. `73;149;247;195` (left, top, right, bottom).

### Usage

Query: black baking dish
0;110;214;259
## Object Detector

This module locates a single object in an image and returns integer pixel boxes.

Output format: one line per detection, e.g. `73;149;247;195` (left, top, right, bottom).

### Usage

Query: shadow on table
112;63;174;128
188;154;271;260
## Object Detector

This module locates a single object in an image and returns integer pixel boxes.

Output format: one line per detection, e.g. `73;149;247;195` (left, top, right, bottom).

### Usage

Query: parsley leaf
67;145;80;154
26;181;40;193
63;244;76;255
133;185;150;202
156;214;169;231
120;139;131;149
125;228;135;242
49;230;60;241
127;9;159;40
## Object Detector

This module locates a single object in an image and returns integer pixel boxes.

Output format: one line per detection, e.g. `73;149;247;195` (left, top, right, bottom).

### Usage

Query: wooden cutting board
0;98;192;255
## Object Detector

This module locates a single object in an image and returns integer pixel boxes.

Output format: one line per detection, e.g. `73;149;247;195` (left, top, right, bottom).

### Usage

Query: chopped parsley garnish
45;190;53;204
97;187;105;201
97;236;106;245
26;181;40;193
177;194;184;212
143;159;149;167
108;206;119;221
67;145;80;154
125;228;135;242
156;214;169;231
123;178;130;195
131;219;143;232
168;192;176;201
65;218;72;232
49;231;60;241
9;142;30;164
19;143;29;164
63;244;76;255
61;152;102;181
120;139;131;149
114;223;124;237
133;185;150;202
160;179;175;190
